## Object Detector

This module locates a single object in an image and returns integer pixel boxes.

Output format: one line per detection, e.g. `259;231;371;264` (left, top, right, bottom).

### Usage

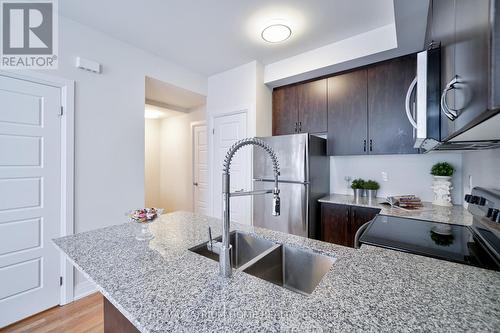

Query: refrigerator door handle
304;183;309;237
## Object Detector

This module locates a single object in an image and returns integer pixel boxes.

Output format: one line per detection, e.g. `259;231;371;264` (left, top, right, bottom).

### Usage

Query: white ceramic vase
431;176;453;207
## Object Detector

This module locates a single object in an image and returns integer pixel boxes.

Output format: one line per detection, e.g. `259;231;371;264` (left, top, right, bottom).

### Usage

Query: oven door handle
354;219;374;249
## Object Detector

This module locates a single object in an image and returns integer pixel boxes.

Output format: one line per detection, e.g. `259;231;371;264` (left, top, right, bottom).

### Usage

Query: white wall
159;107;206;212
145;119;161;207
330;153;463;204
256;62;272;137
206;61;271;218
48;16;206;296
462;149;500;197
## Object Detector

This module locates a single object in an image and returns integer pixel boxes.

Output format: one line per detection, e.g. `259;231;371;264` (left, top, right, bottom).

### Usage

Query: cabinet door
452;0;490;136
272;86;298;136
298;79;328;133
350;206;380;247
327;70;368;155
367;55;419;154
321;204;350;247
432;0;457;139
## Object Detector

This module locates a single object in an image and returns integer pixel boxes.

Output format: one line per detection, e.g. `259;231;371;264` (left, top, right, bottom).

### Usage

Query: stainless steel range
358;187;500;271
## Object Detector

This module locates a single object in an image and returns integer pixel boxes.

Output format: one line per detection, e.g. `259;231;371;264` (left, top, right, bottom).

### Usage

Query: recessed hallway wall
145;106;207;213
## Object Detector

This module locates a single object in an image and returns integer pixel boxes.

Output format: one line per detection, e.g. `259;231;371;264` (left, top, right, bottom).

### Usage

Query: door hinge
60;276;63;286
58;106;64;117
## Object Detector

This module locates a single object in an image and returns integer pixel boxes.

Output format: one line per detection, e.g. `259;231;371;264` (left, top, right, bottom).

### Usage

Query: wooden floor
1;293;103;333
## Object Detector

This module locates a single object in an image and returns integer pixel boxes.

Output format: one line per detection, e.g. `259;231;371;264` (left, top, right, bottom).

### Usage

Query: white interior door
212;112;251;225
193;124;209;215
0;75;62;327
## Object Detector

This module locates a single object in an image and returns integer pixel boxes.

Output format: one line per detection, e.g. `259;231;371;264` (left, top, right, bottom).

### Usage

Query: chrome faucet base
219;245;232;277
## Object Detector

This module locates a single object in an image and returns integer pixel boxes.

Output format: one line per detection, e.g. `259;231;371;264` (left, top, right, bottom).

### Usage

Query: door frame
190;120;206;213
209;108;250;220
0;70;75;305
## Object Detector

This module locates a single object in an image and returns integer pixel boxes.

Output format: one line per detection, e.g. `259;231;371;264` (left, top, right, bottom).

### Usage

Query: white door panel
0;75;62;328
193;124;209;216
212;112;251;225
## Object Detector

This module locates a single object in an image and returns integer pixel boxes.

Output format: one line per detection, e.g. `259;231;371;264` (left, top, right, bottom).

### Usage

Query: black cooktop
359;215;499;271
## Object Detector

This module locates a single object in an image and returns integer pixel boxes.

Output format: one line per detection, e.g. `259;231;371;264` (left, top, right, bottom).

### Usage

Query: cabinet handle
298;121;302;132
369;139;373;152
294;122;298;133
440;75;460;121
405;76;418;129
363;139;367;152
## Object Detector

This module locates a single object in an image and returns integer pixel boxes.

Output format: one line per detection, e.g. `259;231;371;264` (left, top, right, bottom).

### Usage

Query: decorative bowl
127;208;164;240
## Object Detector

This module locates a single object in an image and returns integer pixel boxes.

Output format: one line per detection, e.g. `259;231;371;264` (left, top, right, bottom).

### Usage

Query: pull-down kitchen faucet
208;138;280;278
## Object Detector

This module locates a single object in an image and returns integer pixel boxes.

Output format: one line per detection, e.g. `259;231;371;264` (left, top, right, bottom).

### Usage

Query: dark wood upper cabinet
273;79;328;136
367;55;419;155
272;85;298;136
273;55;423;155
327;70;368;155
320;203;350;247
298;79;328;134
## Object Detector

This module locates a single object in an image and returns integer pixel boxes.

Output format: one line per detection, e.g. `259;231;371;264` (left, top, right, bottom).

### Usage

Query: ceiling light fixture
261;24;292;43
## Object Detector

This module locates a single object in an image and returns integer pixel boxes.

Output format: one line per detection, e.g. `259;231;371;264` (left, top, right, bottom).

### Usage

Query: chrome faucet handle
208;226;213;249
207;226;222;254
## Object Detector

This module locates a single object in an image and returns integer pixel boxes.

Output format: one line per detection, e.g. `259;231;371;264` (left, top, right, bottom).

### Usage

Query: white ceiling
145;76;206;111
60;0;396;76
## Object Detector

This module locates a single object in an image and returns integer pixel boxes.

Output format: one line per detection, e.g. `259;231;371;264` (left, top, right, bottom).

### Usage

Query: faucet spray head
272;189;281;216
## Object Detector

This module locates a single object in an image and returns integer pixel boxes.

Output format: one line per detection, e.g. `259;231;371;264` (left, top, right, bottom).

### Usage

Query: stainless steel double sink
189;231;335;295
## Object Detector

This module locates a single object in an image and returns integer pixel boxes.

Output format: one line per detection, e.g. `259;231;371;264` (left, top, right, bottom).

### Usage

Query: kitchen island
54;212;500;332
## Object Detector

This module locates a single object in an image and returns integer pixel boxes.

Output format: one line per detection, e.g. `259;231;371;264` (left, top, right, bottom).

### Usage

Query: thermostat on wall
76;57;101;74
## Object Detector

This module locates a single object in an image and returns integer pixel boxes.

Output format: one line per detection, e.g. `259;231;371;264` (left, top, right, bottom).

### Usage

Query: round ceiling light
261;24;292;43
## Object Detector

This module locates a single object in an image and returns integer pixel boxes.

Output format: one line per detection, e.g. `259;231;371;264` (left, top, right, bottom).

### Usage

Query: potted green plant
351;178;365;199
430;162;454;206
364;180;380;200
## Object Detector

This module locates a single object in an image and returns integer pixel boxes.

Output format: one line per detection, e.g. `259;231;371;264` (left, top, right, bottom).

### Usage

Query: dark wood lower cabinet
321;203;350;246
321;203;380;247
104;297;139;333
350;206;380;246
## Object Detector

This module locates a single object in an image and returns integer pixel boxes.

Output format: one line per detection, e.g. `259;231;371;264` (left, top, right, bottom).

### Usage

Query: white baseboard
74;280;97;300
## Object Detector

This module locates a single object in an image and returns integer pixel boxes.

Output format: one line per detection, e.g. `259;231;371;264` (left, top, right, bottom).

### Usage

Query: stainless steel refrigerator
252;134;329;239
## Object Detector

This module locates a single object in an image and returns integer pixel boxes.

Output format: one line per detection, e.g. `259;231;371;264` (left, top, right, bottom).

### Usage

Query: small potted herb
430;162;454;206
351;178;365;199
364;180;380;200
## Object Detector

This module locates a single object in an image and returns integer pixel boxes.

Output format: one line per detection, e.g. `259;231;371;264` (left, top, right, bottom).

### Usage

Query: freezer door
253;180;308;237
253;134;307;182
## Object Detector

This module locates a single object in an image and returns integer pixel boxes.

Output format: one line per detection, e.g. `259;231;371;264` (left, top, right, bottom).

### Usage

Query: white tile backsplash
329;152;463;204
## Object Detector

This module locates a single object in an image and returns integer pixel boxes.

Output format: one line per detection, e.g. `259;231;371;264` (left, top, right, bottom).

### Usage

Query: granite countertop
318;193;473;225
54;212;499;332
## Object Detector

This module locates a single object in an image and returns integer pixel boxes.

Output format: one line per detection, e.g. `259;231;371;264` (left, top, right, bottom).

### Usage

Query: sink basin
243;245;335;295
188;231;276;269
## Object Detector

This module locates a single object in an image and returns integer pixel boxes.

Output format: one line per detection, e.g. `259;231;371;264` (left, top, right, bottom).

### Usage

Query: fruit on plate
128;208;163;223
